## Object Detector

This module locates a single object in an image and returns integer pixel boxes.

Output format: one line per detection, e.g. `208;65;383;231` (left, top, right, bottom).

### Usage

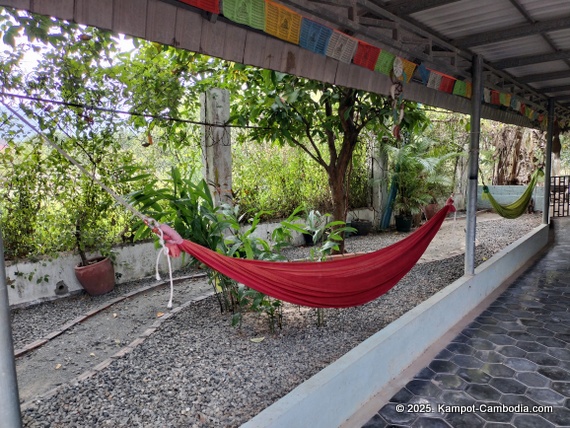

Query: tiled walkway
363;220;570;428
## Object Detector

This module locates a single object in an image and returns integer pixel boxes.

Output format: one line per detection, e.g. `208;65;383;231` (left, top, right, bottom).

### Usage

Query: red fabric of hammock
157;199;456;308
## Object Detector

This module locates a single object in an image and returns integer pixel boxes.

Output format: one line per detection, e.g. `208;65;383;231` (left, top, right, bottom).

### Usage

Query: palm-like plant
387;136;454;219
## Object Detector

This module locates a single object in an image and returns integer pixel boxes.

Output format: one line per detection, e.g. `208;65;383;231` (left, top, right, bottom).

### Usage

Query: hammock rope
153;198;456;308
3;97;456;309
481;169;544;219
1;99;176;307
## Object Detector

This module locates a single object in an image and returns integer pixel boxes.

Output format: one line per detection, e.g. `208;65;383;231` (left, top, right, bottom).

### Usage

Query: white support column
371;140;388;227
543;99;554;224
200;88;233;207
465;55;483;276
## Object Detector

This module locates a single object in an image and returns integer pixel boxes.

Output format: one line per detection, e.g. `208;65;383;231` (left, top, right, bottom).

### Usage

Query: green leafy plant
131;167;299;331
301;216;355;327
387;137;454;220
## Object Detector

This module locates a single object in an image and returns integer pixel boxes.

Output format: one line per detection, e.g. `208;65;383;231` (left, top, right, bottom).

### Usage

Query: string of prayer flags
265;0;302;45
299;19;332;55
418;63;430;85
181;0;546;126
393;58;417;83
375;50;396;75
179;0;220;14
439;74;455;93
353;40;381;70
326;30;358;63
222;0;265;30
427;70;442;89
499;92;511;107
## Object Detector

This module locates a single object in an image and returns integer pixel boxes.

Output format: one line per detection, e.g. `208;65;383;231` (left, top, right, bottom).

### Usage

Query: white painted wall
241;223;550;428
6;208;388;307
6;242;187;308
242;209;375;246
477;185;544;211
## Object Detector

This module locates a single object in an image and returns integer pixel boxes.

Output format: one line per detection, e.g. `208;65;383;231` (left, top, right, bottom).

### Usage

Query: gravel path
14;213;543;427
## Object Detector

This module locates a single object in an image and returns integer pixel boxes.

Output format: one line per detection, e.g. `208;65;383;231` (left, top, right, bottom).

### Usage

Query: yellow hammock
482;169;544;219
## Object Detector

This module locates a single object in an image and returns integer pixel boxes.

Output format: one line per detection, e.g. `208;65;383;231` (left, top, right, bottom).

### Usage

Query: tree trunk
329;170;347;225
327;133;359;253
507;127;523;184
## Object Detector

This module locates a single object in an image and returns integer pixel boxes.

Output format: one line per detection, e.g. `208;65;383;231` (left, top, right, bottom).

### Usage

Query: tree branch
288;102;326;167
325;96;337;169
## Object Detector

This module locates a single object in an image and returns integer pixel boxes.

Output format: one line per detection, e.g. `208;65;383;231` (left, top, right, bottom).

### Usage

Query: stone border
20;288;214;411
14;273;207;358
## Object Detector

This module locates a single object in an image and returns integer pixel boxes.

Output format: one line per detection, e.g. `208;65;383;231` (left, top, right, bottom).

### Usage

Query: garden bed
17;213;543;427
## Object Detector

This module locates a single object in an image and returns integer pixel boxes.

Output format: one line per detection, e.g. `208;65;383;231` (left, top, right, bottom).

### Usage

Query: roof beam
306;0;353;6
553;95;570;102
492;50;570;69
357;0;462;56
454;17;570;48
359;16;398;29
280;0;472;79
517;70;570;83
540;84;570;93
383;0;461;16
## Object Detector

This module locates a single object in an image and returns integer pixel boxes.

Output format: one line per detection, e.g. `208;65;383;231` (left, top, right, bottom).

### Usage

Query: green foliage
232;137;371;218
130;167;299;330
230;67;394;237
0;7;402;272
232;140;331;218
387;136;455;217
0;8;207;260
347;139;371;209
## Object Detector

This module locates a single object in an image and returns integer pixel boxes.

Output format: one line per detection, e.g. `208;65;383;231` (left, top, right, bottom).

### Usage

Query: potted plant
388;137;448;232
69;164;118;296
73;211;116;296
393;183;432;232
350;218;373;236
302;210;329;246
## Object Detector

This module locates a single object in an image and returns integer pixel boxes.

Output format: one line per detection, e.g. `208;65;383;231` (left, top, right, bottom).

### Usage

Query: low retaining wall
6;242;187;308
244;208;376;246
242;223;550;428
477;185;544;211
7;209;373;308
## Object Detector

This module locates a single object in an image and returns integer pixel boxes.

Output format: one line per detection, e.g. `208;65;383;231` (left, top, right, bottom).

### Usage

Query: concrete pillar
0;227;22;428
371;140;388;227
200;88;232;207
465;55;483;276
543;99;554;224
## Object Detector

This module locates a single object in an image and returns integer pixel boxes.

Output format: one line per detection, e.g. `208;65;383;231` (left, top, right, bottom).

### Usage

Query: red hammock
156;199;456;308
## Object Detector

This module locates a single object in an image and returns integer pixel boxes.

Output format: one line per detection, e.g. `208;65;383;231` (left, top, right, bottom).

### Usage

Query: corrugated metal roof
354;0;570;124
410;0;526;40
472;35;551;63
508;61;569;77
519;0;570;20
547;28;570;49
4;0;570;126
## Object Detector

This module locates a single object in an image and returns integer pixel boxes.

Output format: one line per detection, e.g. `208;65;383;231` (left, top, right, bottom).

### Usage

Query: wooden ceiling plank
113;0;147;39
146;0;177;46
174;6;202;54
75;0;113;32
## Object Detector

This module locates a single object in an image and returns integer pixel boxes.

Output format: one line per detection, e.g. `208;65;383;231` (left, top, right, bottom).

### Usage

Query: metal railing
551;176;570;217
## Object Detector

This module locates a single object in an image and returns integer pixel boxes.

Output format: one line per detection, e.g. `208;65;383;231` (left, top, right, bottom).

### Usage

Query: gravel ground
16;213;543;427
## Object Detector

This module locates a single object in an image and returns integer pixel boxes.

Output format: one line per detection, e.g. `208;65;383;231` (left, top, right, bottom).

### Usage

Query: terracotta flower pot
424;203;440;220
74;256;115;296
